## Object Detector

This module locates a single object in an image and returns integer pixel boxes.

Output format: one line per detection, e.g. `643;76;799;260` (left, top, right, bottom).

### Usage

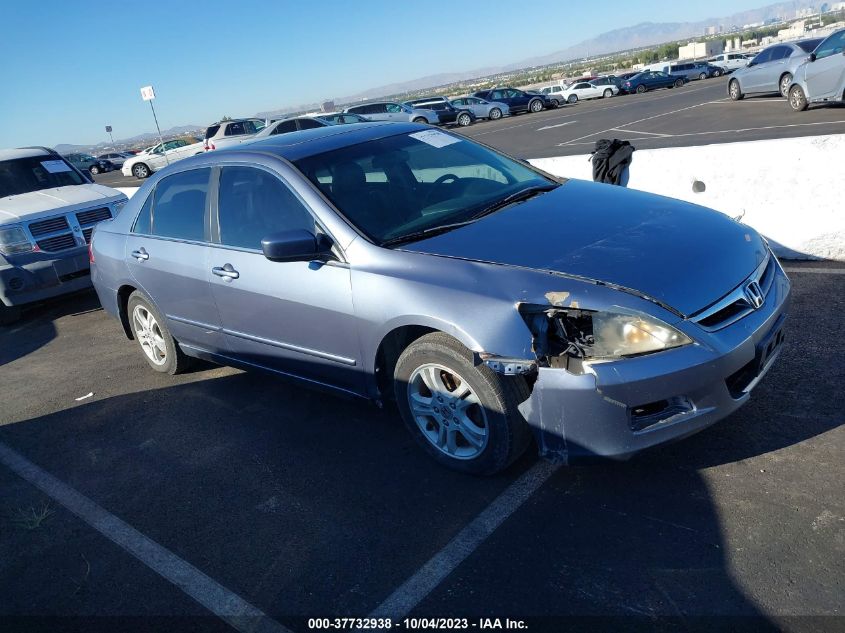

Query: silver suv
203;119;266;152
344;101;440;125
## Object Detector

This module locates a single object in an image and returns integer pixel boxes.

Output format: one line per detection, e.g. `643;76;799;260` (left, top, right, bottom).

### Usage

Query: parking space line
368;460;558;620
558;119;845;147
782;267;845;274
0;441;291;633
537;121;576;131
611;128;671;137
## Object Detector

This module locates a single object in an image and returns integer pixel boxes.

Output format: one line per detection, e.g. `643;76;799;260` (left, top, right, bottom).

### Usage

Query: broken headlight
520;305;691;363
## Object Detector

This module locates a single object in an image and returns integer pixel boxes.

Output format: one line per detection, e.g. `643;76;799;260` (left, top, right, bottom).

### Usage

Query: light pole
139;85;169;165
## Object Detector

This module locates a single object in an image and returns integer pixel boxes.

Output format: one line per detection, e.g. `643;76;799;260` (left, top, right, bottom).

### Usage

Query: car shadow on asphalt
3;345;831;626
0;290;102;368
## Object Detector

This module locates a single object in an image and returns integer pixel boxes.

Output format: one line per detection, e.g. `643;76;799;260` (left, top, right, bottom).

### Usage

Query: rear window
797;39;822;53
204;125;221;140
0;155;85;198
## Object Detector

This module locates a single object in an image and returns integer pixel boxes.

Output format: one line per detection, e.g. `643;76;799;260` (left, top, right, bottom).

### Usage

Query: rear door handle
212;264;239;281
131;248;149;261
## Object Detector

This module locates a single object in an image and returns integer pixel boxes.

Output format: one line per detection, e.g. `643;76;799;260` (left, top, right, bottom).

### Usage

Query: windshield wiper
381;183;559;248
468;183;558;221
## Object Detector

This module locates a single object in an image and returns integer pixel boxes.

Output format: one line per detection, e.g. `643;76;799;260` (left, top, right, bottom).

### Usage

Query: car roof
225;121;420;162
0;147;53;160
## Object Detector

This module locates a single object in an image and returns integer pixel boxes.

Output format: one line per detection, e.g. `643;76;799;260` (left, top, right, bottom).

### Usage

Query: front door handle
131;247;149;261
212;263;239;281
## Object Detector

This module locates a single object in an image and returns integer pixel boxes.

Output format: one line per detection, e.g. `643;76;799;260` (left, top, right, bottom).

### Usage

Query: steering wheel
423;173;460;207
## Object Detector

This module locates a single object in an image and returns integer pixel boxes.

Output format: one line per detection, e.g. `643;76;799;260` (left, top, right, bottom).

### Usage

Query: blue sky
0;0;766;148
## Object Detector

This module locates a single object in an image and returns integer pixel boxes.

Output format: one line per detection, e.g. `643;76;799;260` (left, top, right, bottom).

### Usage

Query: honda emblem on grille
745;280;764;309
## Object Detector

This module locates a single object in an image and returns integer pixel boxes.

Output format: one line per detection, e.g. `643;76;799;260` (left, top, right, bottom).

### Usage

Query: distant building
778;20;807;39
320;100;336;113
678;40;723;59
705;25;719;35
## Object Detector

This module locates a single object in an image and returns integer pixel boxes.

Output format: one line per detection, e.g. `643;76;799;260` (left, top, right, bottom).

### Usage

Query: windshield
294;130;556;245
0;155;86;198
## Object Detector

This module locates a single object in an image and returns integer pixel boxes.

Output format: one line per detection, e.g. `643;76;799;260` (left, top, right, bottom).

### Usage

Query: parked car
203;119;266;152
403;97;476;127
561;81;618;103
729;38;824;100
64;153;112;176
472;87;549;114
590;75;623;89
253;113;370;139
646;61;718;81
538;84;567;106
615;72;641;93
787;28;845;111
707;52;754;73
0;146;128;324
449;96;510;120
345;102;440;125
122;138;205;179
694;62;726;78
622;71;688;93
91;122;790;475
98;152;133;168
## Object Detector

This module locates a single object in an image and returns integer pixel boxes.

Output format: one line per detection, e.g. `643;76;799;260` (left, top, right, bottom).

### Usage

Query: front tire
127;291;190;375
789;84;808;111
729;79;744;101
674;79;684;88
456;112;472;127
529;99;544;113
89;165;100;175
713;68;723;77
488;107;502;120
780;73;793;98
132;163;150;179
394;332;531;475
603;89;613;98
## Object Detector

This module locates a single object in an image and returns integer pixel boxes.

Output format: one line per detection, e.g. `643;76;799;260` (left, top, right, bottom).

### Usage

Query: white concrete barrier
530;134;845;261
115;187;139;198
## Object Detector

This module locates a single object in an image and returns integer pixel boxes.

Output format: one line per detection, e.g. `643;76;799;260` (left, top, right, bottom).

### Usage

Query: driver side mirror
809;52;817;62
262;229;334;263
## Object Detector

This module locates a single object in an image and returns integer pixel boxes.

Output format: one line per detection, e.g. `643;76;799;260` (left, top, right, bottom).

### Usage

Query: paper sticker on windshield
409;130;461;148
41;160;72;174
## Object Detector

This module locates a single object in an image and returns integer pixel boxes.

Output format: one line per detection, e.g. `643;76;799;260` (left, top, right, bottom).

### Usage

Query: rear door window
150;168;210;242
297;118;323;130
272;120;298;135
216;166;315;250
225;122;246;136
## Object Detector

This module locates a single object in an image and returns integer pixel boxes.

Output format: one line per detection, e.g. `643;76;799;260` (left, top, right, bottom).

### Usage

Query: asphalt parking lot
456;77;845;158
1;260;843;631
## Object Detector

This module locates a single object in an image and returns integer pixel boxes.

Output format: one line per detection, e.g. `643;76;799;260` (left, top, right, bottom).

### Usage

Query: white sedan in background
121;138;204;179
561;81;619;103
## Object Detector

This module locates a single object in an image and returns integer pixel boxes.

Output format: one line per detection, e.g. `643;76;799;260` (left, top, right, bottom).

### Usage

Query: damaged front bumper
516;266;791;464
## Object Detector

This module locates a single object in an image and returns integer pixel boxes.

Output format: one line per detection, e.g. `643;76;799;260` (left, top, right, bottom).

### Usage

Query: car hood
400;180;768;316
0;184;124;223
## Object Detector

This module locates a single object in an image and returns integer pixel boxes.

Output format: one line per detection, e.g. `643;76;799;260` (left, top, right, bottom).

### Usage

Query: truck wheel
394;332;531;475
0;303;22;326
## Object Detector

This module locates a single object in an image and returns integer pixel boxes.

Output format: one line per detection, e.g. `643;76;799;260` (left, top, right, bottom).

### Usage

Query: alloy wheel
132;305;167;366
407;363;489;460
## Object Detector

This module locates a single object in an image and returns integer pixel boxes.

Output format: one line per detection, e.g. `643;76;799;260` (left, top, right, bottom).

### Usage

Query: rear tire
780;73;793;98
674;79;684;88
0;303;22;326
729;79;744;101
636;84;647;93
713;68;723;77
127;291;190;375
89;165;100;175
488;107;502;120
699;72;707;80
789;84;808;111
603;89;613;98
456;112;472;127
393;332;531;475
413;117;428;124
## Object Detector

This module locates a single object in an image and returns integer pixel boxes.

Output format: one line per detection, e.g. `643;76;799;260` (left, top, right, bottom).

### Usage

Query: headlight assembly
520;304;692;364
0;225;34;256
112;199;128;216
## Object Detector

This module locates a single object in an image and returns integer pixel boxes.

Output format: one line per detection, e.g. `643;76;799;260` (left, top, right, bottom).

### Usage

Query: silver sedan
728;38;823;99
450;96;510;120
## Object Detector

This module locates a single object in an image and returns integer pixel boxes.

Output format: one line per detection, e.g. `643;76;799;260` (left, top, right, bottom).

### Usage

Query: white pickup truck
0;147;128;323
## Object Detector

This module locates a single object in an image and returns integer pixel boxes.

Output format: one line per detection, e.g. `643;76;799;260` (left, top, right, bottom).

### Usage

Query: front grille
691;254;775;331
29;216;69;237
83;227;94;243
76;207;111;225
36;234;77;252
